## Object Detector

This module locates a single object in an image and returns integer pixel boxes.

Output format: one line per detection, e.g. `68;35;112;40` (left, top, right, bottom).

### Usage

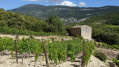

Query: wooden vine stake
22;45;24;64
29;35;32;54
42;42;49;67
65;44;67;61
81;40;85;67
15;39;18;63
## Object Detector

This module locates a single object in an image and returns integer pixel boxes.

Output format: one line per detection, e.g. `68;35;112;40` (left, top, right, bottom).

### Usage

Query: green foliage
95;42;119;50
29;34;34;39
0;37;95;65
0;9;66;35
11;50;14;59
15;34;19;40
84;41;95;64
51;38;54;42
46;15;66;34
79;10;119;25
0;27;57;36
78;10;119;46
93;29;119;45
0;37;14;51
112;58;119;67
35;48;40;62
94;51;107;62
48;39;95;64
0;9;47;32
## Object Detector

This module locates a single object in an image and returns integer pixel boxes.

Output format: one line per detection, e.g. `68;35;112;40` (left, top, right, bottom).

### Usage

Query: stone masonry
71;25;92;40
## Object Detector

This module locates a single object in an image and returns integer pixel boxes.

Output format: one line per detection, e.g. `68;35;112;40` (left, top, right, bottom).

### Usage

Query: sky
0;0;119;10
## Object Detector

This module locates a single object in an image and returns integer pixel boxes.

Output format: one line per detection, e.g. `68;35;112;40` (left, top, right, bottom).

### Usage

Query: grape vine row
0;37;95;65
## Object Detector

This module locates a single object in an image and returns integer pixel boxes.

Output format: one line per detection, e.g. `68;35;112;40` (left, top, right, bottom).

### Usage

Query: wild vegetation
0;9;66;35
94;41;119;50
77;11;119;46
94;51;107;62
112;58;119;67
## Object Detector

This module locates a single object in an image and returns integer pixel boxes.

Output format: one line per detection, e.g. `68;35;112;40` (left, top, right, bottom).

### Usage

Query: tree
46;15;66;34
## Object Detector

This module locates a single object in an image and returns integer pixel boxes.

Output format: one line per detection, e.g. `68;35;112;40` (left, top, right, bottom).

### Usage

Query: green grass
95;42;119;50
103;25;118;28
0;27;58;36
112;58;119;67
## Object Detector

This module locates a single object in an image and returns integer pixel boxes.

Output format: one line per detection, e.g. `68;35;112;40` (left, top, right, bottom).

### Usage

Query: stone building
71;25;92;40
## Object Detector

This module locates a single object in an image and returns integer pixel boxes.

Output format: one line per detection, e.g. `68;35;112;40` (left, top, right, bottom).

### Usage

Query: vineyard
0;36;95;67
94;41;119;50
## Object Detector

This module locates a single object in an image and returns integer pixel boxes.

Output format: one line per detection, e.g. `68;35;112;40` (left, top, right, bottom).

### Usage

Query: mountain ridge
10;4;119;20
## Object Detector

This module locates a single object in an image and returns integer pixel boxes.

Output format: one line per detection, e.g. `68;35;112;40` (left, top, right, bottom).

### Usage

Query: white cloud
56;1;77;7
79;2;86;7
48;0;63;3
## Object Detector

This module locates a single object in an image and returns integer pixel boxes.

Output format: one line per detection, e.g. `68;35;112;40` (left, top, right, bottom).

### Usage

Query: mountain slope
79;11;119;25
78;11;119;45
0;8;47;32
10;4;119;20
0;8;66;35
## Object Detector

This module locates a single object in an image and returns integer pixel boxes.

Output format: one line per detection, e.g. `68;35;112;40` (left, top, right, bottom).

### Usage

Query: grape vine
0;37;95;65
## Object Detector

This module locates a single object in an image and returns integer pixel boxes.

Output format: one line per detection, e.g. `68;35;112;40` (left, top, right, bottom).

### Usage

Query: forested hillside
79;11;119;45
0;8;66;35
10;4;119;20
1;6;119;45
79;11;119;25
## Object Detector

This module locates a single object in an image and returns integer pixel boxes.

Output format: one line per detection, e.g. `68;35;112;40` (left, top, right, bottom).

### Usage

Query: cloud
56;1;77;7
79;2;86;7
48;0;64;3
23;0;64;3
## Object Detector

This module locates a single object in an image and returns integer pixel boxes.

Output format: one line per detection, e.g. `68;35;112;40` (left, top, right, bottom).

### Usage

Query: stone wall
71;25;92;40
71;28;81;37
81;26;92;40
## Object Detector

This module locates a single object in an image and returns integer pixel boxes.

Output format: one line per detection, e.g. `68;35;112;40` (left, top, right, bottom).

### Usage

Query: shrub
29;34;34;39
112;58;119;67
94;51;107;62
117;54;119;60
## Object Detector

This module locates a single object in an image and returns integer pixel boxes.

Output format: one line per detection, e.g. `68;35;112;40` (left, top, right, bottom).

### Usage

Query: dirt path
0;54;108;67
0;34;72;42
87;55;108;67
